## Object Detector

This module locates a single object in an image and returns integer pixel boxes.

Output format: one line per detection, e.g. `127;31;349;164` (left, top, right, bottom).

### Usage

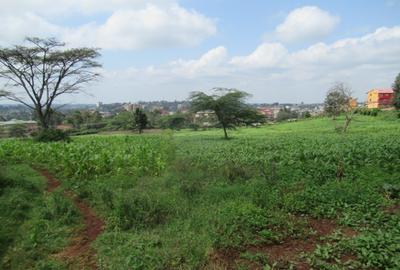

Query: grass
0;164;80;269
1;113;399;269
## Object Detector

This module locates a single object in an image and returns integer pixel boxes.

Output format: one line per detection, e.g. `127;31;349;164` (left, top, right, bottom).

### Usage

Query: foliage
276;107;298;121
189;88;263;139
213;201;278;248
159;114;187;130
324;83;351;118
0;37;101;129
393;72;400;109
0;165;78;269
303;111;312;118
134;108;148;134
9;124;28;138
33;128;70;142
0;135;172;179
1;115;400;269
106;111;134;130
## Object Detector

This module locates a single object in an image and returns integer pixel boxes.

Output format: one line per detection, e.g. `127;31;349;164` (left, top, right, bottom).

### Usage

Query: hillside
1;115;399;269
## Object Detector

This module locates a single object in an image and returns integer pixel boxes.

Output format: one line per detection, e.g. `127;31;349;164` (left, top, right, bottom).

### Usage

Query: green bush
9;124;28;138
96;232;165;270
33;129;70;142
213;201;277;248
112;191;173;230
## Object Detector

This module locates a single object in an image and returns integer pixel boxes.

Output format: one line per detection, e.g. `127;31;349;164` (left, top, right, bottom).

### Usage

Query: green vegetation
189;88;263;139
393;72;400;109
1;114;399;269
0;164;79;269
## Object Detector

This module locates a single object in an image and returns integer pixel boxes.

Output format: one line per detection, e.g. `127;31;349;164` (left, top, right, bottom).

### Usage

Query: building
257;107;274;119
367;88;394;109
349;98;358;109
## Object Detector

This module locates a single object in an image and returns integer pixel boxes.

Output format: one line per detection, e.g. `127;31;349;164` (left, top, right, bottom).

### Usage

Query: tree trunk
222;125;228;139
36;109;49;130
343;116;352;133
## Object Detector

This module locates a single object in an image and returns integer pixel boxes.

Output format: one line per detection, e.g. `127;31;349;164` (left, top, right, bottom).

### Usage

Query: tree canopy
0;37;101;129
324;82;351;119
393;72;400;109
134;108;148;134
189;88;263;139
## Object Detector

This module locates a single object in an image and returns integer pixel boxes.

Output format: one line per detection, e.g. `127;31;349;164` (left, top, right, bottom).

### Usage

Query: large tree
0;37;101;129
189;88;263;139
393;72;400;109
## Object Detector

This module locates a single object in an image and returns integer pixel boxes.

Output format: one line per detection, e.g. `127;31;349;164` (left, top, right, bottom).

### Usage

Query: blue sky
0;0;400;103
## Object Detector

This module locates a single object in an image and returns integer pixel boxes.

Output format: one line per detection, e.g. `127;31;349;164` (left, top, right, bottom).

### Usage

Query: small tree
393;72;400;109
324;82;354;132
189;88;262;139
324;83;349;120
0;37;101;130
134;108;148;134
303;111;311;118
276;108;298;122
66;110;84;128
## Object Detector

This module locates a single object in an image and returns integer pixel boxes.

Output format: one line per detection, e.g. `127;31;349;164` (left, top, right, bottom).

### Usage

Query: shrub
113;191;172;230
33;129;70;142
383;183;400;199
213;201;277;248
9;124;28;138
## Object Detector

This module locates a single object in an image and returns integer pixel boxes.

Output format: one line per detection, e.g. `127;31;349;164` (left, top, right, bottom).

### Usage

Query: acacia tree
134;108;148;134
392;72;400;109
324;82;354;132
189;88;263;139
0;37;101;129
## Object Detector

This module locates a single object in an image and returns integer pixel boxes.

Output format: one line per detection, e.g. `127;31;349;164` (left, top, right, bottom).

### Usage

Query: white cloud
91;25;400;103
0;13;62;45
0;0;171;16
288;26;400;67
275;6;339;43
0;1;216;50
230;43;288;68
92;4;216;49
169;46;228;76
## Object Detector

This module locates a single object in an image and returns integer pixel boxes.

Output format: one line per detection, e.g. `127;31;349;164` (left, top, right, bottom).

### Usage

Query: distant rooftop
369;88;394;94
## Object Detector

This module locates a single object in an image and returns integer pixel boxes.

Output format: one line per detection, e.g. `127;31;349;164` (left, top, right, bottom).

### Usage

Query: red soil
37;169;104;270
40;169;61;192
210;217;358;270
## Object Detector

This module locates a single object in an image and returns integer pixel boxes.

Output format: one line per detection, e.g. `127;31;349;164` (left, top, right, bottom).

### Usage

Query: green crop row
0;135;173;179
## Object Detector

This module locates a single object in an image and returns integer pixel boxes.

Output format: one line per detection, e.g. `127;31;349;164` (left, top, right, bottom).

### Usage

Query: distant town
0;101;334;122
0;86;396;138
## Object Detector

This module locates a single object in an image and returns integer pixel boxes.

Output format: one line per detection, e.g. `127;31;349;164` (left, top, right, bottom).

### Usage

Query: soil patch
37;169;104;270
40;169;61;192
210;217;357;270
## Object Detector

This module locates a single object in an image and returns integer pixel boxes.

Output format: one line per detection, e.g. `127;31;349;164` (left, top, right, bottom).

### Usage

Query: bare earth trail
37;168;104;270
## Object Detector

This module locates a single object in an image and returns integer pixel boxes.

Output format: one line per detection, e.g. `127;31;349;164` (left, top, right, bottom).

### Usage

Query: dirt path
37;168;104;270
210;217;358;270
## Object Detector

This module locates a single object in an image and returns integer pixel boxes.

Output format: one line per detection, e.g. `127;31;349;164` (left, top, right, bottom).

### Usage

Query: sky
0;0;400;104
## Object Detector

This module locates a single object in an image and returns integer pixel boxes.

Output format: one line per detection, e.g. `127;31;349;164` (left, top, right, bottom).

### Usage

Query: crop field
1;115;399;269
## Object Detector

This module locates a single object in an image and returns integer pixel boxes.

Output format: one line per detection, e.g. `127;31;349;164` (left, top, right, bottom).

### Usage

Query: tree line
1;37;399;141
